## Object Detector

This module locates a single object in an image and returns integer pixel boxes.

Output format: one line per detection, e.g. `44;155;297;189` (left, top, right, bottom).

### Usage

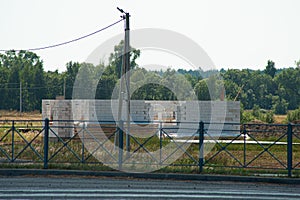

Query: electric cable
0;18;124;52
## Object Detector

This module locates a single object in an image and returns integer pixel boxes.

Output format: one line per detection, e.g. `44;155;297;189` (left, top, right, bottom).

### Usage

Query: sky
0;0;299;72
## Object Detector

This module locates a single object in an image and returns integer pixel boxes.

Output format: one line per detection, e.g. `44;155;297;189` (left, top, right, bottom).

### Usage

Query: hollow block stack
42;100;240;139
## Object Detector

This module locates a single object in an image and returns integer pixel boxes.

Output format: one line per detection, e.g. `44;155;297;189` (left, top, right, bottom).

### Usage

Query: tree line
0;44;299;117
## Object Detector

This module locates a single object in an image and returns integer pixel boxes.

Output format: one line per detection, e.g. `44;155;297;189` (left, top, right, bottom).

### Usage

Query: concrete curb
0;169;299;184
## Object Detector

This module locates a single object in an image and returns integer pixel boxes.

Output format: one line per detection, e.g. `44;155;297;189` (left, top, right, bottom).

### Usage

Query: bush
251;105;274;123
252;105;260;118
241;105;274;124
241;111;255;123
272;98;288;115
287;107;300;122
261;111;274;123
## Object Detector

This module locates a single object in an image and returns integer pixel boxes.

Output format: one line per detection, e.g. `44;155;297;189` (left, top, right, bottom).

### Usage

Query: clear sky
1;0;299;72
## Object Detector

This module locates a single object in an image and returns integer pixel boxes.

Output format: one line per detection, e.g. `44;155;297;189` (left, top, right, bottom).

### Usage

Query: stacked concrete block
71;100;87;120
178;101;240;122
146;101;178;121
100;100;112;121
179;101;240;136
42;100;52;121
91;100;151;122
42;100;73;138
222;101;240;134
130;100;151;122
42;100;240;138
94;100;122;122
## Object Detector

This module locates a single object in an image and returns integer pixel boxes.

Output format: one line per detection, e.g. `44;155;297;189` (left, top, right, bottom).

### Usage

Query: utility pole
117;7;131;152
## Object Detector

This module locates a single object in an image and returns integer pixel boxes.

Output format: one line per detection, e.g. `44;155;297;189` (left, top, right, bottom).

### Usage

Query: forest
0;42;300;123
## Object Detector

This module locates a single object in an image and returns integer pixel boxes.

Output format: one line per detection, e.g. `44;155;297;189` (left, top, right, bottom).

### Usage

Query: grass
0;110;41;121
274;115;287;124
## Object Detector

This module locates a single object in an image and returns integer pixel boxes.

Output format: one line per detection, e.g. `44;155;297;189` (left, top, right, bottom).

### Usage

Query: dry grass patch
0;110;41;121
274;115;287;124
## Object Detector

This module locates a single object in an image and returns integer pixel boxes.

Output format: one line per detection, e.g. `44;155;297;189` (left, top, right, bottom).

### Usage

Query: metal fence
0;119;299;177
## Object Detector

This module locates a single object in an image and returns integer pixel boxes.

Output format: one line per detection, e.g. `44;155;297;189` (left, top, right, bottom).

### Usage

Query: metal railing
0;119;299;177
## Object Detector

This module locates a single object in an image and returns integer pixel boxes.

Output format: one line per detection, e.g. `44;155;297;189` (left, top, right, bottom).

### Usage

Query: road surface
0;176;299;199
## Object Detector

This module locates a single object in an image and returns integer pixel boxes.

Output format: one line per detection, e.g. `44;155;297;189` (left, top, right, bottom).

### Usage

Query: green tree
73;63;97;99
65;61;80;99
44;70;64;99
95;41;141;99
96;64;118;99
131;71;161;100
264;60;276;78
177;69;202;87
272;96;288;115
0;50;44;111
108;40;140;78
0;65;9;109
223;80;239;100
194;79;210;100
275;68;300;110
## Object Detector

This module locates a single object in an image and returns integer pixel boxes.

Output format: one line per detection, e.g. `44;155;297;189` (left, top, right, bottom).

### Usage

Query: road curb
0;169;299;184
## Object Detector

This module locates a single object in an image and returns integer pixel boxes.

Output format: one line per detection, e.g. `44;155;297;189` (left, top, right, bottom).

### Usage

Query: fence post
44;118;49;169
159;122;162;165
118;120;124;171
287;123;293;177
11;121;15;162
243;124;247;167
199;121;204;173
81;122;85;163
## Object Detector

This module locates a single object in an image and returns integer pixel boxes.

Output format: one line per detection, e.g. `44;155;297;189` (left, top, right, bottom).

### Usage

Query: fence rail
0;119;299;177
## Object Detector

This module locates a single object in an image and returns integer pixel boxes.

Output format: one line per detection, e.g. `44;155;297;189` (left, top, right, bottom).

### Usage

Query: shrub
262;111;274;123
272;98;288;115
241;110;255;123
241;105;274;124
287;107;300;122
252;105;260;118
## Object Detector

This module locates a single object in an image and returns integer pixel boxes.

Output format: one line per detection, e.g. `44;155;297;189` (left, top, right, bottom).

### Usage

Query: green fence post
44;118;49;169
11;121;15;162
118;120;124;171
287;123;293;177
81;122;85;163
199;121;204;173
243;124;247;168
159;122;163;165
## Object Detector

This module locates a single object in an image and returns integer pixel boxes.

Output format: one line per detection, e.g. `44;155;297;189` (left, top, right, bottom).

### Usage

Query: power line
0;19;124;52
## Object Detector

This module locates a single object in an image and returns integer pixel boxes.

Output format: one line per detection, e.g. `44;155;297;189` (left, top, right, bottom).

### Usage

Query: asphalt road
0;176;299;199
